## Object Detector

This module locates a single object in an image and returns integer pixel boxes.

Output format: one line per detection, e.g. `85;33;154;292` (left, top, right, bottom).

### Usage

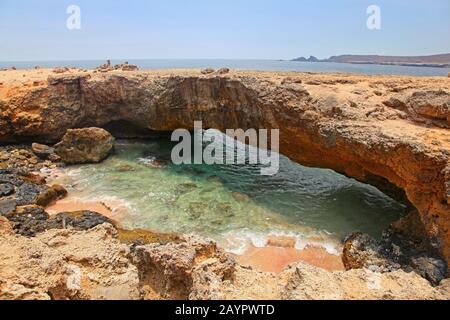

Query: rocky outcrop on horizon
0;68;449;270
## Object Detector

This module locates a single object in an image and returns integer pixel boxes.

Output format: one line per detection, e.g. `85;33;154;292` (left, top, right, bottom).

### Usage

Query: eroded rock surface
0;69;449;266
0;223;140;300
54;128;114;164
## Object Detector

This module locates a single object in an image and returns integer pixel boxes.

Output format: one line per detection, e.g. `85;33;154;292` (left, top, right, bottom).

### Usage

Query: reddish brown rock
0;69;449;266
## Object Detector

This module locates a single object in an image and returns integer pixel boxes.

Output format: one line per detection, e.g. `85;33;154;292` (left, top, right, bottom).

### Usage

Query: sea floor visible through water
47;135;406;271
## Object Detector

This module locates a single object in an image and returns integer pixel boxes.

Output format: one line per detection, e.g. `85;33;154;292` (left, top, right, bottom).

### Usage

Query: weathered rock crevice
0;70;449;265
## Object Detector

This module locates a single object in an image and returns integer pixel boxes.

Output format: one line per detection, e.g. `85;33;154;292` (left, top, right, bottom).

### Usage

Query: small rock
231;191;251;202
0;199;16;216
19;172;46;185
53;67;69;74
31;143;55;160
217;68;230;75
0;216;14;235
373;90;383;96
410;256;448;286
120;64;139;71
52;211;112;231
116;164;135;172
282;77;302;84
0;183;15;197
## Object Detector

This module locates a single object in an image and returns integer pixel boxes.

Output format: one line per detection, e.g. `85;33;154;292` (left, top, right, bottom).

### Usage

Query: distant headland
291;53;450;68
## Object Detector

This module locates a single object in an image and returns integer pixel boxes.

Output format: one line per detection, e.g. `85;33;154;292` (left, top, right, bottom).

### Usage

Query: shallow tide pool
50;134;406;255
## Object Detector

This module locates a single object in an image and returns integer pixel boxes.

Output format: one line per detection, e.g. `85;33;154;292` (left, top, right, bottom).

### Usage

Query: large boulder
55;128;114;164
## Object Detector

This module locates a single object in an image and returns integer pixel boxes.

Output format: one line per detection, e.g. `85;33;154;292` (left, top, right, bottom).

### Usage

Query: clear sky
0;0;449;61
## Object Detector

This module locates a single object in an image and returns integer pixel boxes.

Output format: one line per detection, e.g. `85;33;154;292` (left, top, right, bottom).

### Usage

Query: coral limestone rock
55;128;114;164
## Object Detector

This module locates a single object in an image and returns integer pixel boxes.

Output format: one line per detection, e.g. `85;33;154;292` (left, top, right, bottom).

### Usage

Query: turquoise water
53;135;405;254
1;59;449;76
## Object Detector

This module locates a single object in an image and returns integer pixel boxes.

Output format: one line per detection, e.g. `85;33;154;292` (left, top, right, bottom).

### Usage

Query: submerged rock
231;191;251;202
267;236;297;249
115;164;135;172
55;128;115;164
138;157;167;169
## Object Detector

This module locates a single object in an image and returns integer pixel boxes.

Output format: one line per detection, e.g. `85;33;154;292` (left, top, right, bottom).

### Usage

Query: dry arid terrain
0;67;449;300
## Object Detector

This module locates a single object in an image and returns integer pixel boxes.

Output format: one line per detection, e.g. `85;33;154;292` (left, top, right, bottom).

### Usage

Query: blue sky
0;0;449;61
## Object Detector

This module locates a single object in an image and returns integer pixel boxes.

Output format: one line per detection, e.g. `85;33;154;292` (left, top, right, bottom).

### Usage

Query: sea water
50;131;405;254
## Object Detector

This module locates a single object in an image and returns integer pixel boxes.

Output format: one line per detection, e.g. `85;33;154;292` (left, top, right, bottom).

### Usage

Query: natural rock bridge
0;69;449;265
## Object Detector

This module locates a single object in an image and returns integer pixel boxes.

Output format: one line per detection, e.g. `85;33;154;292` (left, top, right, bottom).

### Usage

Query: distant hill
292;53;450;68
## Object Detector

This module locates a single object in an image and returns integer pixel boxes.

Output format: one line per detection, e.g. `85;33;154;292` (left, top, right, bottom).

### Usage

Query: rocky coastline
1;67;449;300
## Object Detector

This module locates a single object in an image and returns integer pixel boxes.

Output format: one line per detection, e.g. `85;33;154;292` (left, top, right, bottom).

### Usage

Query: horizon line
2;52;450;64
